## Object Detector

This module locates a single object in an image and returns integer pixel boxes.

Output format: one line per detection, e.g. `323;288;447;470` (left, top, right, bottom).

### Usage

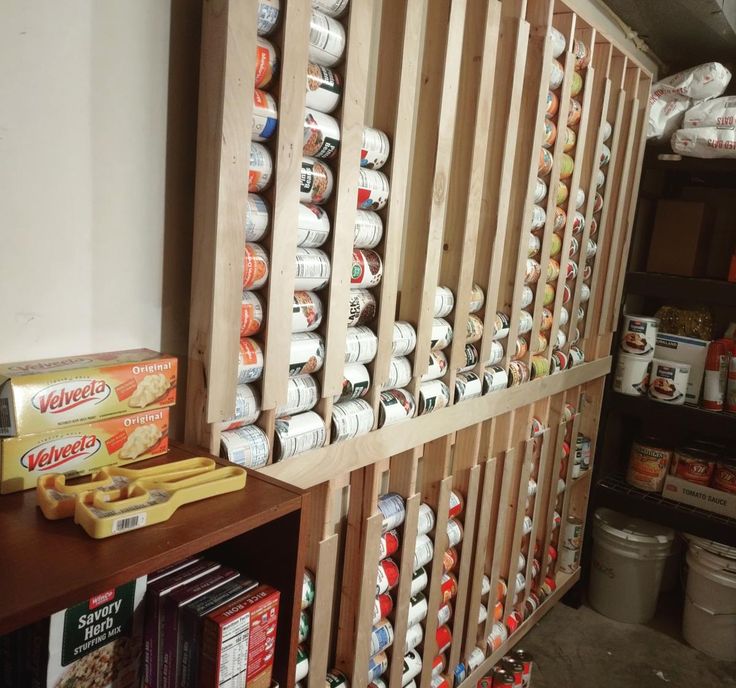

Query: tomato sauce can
362;126;391;170
254;37;278;88
220;424;270;468
291;290;323;333
376;557;400;595
385;356;412;390
300;156;334;204
252;88;278;141
303;107;340;159
358;169;390;210
405;623;424;653
419;380;451;415
274;410;325;460
379;388;416;426
331;398;374;442
411;567;429;596
437;625;453;654
308;9;346;67
441;573;458;604
408;593;428;626
626;437;672;491
347;289;377;327
354;209;384;248
290;332;325;376
714;460;736;493
379;528;399;560
245;193;269;242
297;202;331;247
276;374;320;417
335;363;370;402
257;0;279;36
249;141;274;192
294;247;331;290
306;62;342;113
345;326;378;364
240;290;264;337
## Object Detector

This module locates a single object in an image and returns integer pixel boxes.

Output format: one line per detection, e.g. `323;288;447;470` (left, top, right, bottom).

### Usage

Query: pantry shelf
625;272;736;307
594;473;736;547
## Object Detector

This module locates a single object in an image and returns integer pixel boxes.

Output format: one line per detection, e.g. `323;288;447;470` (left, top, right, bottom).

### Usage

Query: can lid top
677;443;720;460
594;507;674;544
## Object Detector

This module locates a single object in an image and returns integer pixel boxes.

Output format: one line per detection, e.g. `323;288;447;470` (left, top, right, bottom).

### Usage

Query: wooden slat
555;409;583;574
308;534;339;688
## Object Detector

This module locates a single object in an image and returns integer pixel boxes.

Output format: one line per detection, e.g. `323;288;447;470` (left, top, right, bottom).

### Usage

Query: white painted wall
0;1;172;363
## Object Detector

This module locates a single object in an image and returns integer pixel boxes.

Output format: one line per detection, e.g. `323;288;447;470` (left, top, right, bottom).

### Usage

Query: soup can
519;285;534;309
559;153;574;179
274;410;325;460
370;619;395;656
563;126;577;152
249;141;273;192
305;62;342;113
257;0;279;36
466;314;484;343
531;204;546;229
508;360;530;387
392;321;417;356
568;346;584;367
358;169;390;210
538;147;553;176
459;343;479;372
431;318;454;351
245;193;269;242
240;290;264;337
252;88;278;141
525;258;541;284
414;534;434;570
528;232;541;258
276;374;320;418
296;202;330;247
570;71;583;97
556;180;569;206
567;98;582;126
385;356;412;389
542;118;557;148
345;326;378;364
620;314;659;355
626;437;672;491
243;243;269;290
546;90;559;117
519;310;533;335
408;593;428;626
237;337;264;383
493;311;511;340
303;107;340;158
534;177;548;203
308;9;346;67
484;365;508;393
435;286;455;317
596;169;606;188
469;283;485;313
417;503;435;535
362;126;391;170
218;383;260;431
549;26;566;57
312;0;349;17
379;388;416;426
455;372;482;402
220;425;270;469
347;289;377;326
547;258;560;282
648;359;690;405
531;355;550;379
300;156;334;204
354;209;383;248
294;247;331;290
332;398;374;442
292;290;323;333
336;363;371;402
290;332;325;375
549;59;564;90
419;380;451;415
255;37;278;88
423;350;449;381
377;493;405;532
405;623;424;653
368;652;389;683
600;143;611;166
486;340;504;366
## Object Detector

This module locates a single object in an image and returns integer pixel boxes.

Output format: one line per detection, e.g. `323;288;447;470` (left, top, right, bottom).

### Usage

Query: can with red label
249;142;274;193
501;658;524;688
237;338;264;383
291;291;323;333
379;388;416;426
276;374;320;418
714;460;736;493
240;291;264;337
431;654;446;677
419;379;451;415
274;410;325;460
220;424;270;469
290;332;325;376
372;595;393;626
345;326;378;364
347;289;377;327
331;399;374;442
670;446;717;486
567;261;578;281
308;9;346;67
303;107;340;159
441;573;458;604
362;127;391;170
626;437;672;492
242;243;269;290
255;37;278;88
354;209;383;248
252;88;278;141
436;625;452;654
443;547;459;572
562;283;572;304
297;202;330;247
245;193;269;242
358;169;390;210
350;249;383;289
306;62;342;113
376;557;400;595
300;157;334;204
511;649;533;687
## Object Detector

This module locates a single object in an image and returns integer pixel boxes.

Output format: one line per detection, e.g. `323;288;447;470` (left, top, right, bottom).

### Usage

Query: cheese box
654;333;708;404
199;584;280;688
662;474;736;519
0;407;169;494
0;349;177;436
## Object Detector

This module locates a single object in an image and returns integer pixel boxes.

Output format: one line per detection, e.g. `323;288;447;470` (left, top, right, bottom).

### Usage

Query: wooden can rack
185;0;652;684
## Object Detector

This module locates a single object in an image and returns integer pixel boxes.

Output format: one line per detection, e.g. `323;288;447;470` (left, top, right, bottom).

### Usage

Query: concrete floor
520;598;736;688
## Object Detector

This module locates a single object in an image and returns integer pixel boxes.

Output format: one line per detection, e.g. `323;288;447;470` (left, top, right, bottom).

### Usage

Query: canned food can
562;283;572;304
485;341;504;366
466;314;484;344
392;321;417;356
431;318;454;351
301;569;316;610
276;374;320;417
336;363;371;402
362;126;391;170
480;574;491;598
408;593;428;626
531;356;549;380
249;141;274;192
571;210;585;235
434;286;455;317
515;311;533;337
558;306;570;326
558;545;580;573
570;70;583;97
458;343;479;373
240;291;264;337
517;285;532;310
441;572;458;603
592;191;604;213
538;147;553;176
385;356;412;389
443;547;459;572
553;206;567;232
354;209;384;248
295;645;309;682
555;329;567;350
713;461;736;493
469;283;485;314
327;670;349;688
405;623;424;653
508;361;530;387
563;516;583;549
546;90;559;117
437;603;453;626
582;264;592;280
299;610;310;643
423;350;449;381
370;618;395;656
513;336;528;360
600;143;611;166
297;202;330;247
417;503;436;535
596;168;606;189
419;379;451;415
649;358;690;405
220;424;270;468
274;410;325;460
549;26;566;57
542;118;557;149
620;315;659;355
559;153;574;179
572;38;589;70
563;126;577;152
368;651;389;683
243;243;269;290
414;534;434;570
525;259;541;285
552;182;567;209
484;365;508;393
257;0;279;36
517;551;527;572
549;59;564;90
493;312;511;340
351;248;383;289
358;169;390;210
487;622;508;652
312;0;349;17
218;384;260;432
303;107;340;159
306;62;342;113
446;518;463;547
294;247;331;290
377;493;406;532
528;232;541;258
531;204;546;230
245;193;269;242
435;673;452;688
466;647;485;672
340;326;371;365
538;307;552;332
292;291;323;333
255;37;278;88
522;515;533;535
534;177;548;203
411;567;429;596
531;558;541;579
432;654;446;677
237;337;264;383
300;156;334;204
252;88;278;141
379;388;416;426
568;346;584;367
332;398;374;442
376;558;400;595
436;625;452;654
402;650;423;686
532;334;548;355
309;9;346;67
537;284;552;308
347;289;377;326
455;372;482;403
567;98;582;126
511;649;533;688
290;332;325;376
567;260;578;281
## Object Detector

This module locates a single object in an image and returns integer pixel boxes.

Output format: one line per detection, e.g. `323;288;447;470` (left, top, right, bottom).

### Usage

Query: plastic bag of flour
671;127;736;159
648;62;731;139
684;95;736;128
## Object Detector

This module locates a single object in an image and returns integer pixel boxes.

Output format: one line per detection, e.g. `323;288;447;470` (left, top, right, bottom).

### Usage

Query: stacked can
612;314;658;397
295;568;316;683
418;288;453;415
479;649;534;688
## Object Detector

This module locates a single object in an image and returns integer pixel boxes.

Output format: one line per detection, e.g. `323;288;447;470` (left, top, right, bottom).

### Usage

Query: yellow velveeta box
0;349;177;436
0;407;170;493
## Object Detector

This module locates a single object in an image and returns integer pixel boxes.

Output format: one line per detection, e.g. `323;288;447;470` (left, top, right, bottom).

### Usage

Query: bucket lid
594;508;674;545
686;534;736;561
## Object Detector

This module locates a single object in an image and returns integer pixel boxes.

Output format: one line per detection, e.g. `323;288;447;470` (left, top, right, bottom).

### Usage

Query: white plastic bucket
682;537;736;660
589;508;673;623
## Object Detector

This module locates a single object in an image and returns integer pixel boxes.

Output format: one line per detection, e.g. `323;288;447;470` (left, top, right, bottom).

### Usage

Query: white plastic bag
671;127;736;158
647;62;731;139
684;95;736;128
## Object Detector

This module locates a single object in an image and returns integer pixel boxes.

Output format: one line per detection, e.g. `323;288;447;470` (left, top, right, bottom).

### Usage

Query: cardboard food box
654;333;708;404
0;407;169;494
0;349;177;437
29;577;147;688
200;584;280;688
646;200;711;276
662;473;736;519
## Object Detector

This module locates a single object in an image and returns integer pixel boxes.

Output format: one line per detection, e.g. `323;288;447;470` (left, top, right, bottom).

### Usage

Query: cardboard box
662;474;736;519
0;349;177;437
0;408;169;494
654;333;708;404
646;200;710;276
200;585;280;688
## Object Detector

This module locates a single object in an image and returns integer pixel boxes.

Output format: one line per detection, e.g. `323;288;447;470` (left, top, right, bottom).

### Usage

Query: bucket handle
686;593;736;618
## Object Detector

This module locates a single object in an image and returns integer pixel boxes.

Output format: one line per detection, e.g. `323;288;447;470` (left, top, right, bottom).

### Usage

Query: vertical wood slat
554;409;583;574
185;0;259;446
308;534;339;688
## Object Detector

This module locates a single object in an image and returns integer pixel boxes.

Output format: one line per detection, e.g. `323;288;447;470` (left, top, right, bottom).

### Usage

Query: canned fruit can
252;88;278;141
237;337;264;383
392;321;417;356
377;493;406;531
385;356;412;390
257;0;279;36
274;410;326;460
300;156;334;204
249;141;274;192
549;59;564;90
520;285;534;309
354;209;384;248
309;9;346;67
538;147;553;176
345;326;378;364
245;193;269;242
303;107;340;158
431;318;454;351
546;90;559;117
376;557;400;595
240;291;264;337
434;286;455;317
484;365;508;393
562;516;583;549
549;26;566;57
306;62;342;113
368;652;389;683
299;610;310;643
405;623;424;653
670;447;716;486
459;343;479;373
648;359;690;404
296;202;331;247
218;383;260;431
469;283;485;314
570;71;583;97
525;259;541;285
534;177;548;203
567;98;582;126
419;380;451;415
295;645;309;682
370;618;395;656
507;361;530;387
447;519;464;547
417;503;436;535
559;153;574;179
441;572;458;603
528;232;541;258
332;398;373;442
347;289;377;326
423;350;449;381
358;168;391;211
276;374;320;417
620;315;658;355
466;314;484;344
336;363;370;402
542;118;557;148
558;545;580;573
414;534;434;570
292;290;323;333
600;143;611;166
290;332;325;375
411;567;429;596
362;126;391;170
295;247;331;290
493;311;511;340
379;388;416;426
255;37;278;88
408;593;428;626
220;424;270;468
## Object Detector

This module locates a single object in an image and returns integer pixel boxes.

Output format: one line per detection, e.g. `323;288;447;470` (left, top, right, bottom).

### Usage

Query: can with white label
458;344;479;373
434;287;455;317
550;26;566;57
558;545;580;573
276;375;320;418
257;0;279;36
345;326;378;364
331;399;374;442
289;332;325;376
549;59;564;89
447;519;463;547
294;247;331;290
455;372;482;403
274;410;326;460
241;291;264;337
347;289;377;327
525;258;541;284
370;619;394;656
406;593;428;627
402;651;423;687
411;568;429;596
379;388;416;426
292;291;323;333
300;157;334;205
255;37;278;89
297;202;330;247
531;204;546;229
354;209;383;248
361;127;391;170
534;177;548;203
562;516;583;549
648;358;690;405
423;350;449;381
414;534;434;570
392;321;417;356
249;141;273;192
218;384;261;432
252;88;278;141
377;493;405;532
243;243;269;290
483;365;508;393
620;315;659;355
303;107;340;159
358;169;390;210
306;62;342;113
493;311;511;340
220;425;270;469
431;318;453;351
245;193;269;242
417;503;435;535
237;338;264;383
469;284;485;313
466;314;484;344
485;340;504;365
351;248;383;289
308;9;346;67
520;285;533;309
404;623;424;653
568;346;584;367
419;380;451;415
528;232;541;258
384;356;412;389
336;363;370;402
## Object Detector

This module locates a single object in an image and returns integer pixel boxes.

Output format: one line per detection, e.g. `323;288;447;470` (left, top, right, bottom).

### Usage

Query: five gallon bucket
589;508;673;623
682;536;736;660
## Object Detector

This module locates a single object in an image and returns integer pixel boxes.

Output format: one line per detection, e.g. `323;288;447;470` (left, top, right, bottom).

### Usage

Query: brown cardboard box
646;200;710;276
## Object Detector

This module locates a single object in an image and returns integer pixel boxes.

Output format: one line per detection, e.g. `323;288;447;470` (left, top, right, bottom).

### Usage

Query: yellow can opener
74;465;247;538
36;457;217;520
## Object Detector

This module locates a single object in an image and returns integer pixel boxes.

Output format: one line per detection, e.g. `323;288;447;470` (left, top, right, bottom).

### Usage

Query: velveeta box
0;408;169;493
0;349;177;436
